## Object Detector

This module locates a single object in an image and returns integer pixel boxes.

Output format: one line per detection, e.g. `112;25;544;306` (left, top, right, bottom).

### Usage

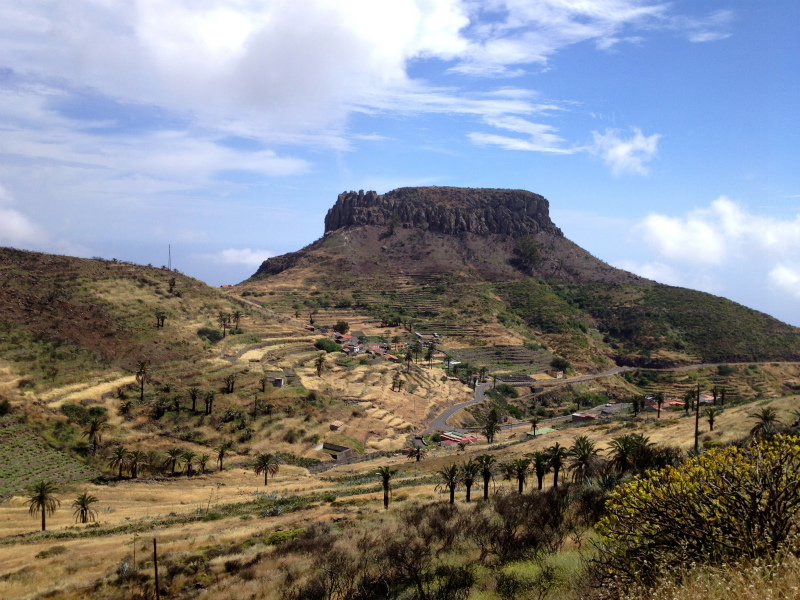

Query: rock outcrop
324;187;562;238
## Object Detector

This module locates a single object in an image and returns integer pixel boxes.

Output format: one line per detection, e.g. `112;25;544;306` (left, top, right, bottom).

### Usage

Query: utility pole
153;538;160;600
167;244;171;271
694;382;701;453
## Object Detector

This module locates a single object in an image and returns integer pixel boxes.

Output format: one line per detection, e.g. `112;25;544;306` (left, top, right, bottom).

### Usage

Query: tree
499;461;516;488
750;407;780;438
444;353;452;373
475;454;496;500
547;443;569;488
155;309;167;329
218;312;231;337
315;353;326;377
72;491;98;524
683;388;695;414
127;450;148;478
376;466;398;510
608;433;653;476
231;310;243;331
482;419;500;444
204;390;215;415
188;387;200;412
527;451;551;490
198;454;210;474
333;320;350;334
425;345;435;368
83;417;108;456
182;450;197;476
108;446;128;479
224;373;236;393
259;373;270;393
407;447;426;462
165;448;184;475
460;459;480;503
216;440;233;471
391;371;401;392
705;407;720;432
514;235;541;272
512;458;530;494
405;349;413;373
529;417;540;436
254;452;280;485
654;391;665;419
411;340;422;363
568;435;600;483
436;463;460;504
26;480;60;531
135;360;148;402
391;335;401;350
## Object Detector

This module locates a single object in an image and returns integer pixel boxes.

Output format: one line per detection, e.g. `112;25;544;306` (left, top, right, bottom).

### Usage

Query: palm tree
315;353;326;377
26;480;60;531
547;443;569;488
483;420;500;444
568;435;600;483
165;448;184;475
188;387;200;412
135;360;148;401
405;349;413;373
215;440;233;471
411;340;422;363
218;311;231;337
475;454;496;500
460;459;481;502
527;451;551;490
704;407;720;432
254;452;280;485
204;390;215;415
83;417;108;456
108;446;128;479
499;461;516;489
529;417;540;436
608;433;653;475
512;458;530;494
72;492;99;524
436;463;460;504
182;450;197;476
444;353;452;373
232;310;243;331
750;407;780;438
654;391;665;419
407;447;426;462
376;466;398;510
127;449;148;479
198;454;210;474
424;345;435;368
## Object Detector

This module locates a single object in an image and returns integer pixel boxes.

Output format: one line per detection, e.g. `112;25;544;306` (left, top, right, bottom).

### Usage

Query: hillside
247;187;800;369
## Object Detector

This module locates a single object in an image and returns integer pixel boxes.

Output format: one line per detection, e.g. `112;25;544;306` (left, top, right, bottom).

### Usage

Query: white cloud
0;183;48;246
640;197;800;266
201;248;274;267
769;265;800;300
613;259;683;285
591;128;660;175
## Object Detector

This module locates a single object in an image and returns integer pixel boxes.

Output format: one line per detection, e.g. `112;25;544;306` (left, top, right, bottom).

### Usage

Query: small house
265;371;285;388
330;420;344;431
321;442;357;463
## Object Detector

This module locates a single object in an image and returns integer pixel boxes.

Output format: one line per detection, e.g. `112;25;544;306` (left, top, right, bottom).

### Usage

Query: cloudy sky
1;1;798;325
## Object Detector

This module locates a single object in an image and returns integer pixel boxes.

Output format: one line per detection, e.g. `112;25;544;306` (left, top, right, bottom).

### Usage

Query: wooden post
694;383;700;453
153;538;160;600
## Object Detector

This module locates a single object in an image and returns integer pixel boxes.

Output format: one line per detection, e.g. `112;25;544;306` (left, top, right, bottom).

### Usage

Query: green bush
314;338;340;353
717;364;735;376
265;528;305;546
197;327;223;343
594;436;800;592
550;357;571;371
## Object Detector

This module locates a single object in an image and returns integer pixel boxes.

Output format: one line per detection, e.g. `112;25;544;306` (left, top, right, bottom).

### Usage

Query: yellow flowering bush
593;436;800;591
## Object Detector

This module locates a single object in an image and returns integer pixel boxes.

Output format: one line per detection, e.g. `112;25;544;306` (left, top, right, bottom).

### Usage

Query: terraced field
0;417;100;500
451;345;554;374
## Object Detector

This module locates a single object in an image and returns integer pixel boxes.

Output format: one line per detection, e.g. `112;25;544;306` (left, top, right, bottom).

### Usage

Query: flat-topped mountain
324;187;562;237
249;186;800;368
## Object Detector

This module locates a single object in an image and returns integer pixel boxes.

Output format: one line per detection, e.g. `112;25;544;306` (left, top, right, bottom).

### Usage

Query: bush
717;364;735;376
0;399;11;416
496;383;520;398
594;436;800;592
265;528;305;546
197;327;223;343
550;356;571;371
314;338;340;353
333;320;350;334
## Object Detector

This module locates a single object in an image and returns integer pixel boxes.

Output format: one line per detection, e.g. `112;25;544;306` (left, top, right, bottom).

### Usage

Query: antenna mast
168;244;171;270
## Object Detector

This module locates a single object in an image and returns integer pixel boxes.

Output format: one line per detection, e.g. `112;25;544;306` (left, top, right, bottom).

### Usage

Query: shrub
314;338;340;353
197;327;223;343
496;383;520;398
594;436;800;592
265;528;305;546
550;356;571;371
332;320;350;334
716;364;735;376
0;399;10;416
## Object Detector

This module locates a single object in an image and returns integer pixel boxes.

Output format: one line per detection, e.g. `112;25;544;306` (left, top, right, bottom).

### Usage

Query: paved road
421;360;800;434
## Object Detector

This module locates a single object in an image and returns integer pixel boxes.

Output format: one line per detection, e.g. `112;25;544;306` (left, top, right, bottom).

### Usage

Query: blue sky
0;1;798;325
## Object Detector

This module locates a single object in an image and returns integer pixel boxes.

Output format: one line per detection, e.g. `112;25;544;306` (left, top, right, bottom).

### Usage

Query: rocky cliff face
324;187;562;238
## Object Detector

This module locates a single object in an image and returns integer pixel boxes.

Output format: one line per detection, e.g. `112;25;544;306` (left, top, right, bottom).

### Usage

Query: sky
0;1;798;326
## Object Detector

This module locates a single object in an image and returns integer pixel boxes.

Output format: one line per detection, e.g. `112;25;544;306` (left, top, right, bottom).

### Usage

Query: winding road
422;361;800;435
